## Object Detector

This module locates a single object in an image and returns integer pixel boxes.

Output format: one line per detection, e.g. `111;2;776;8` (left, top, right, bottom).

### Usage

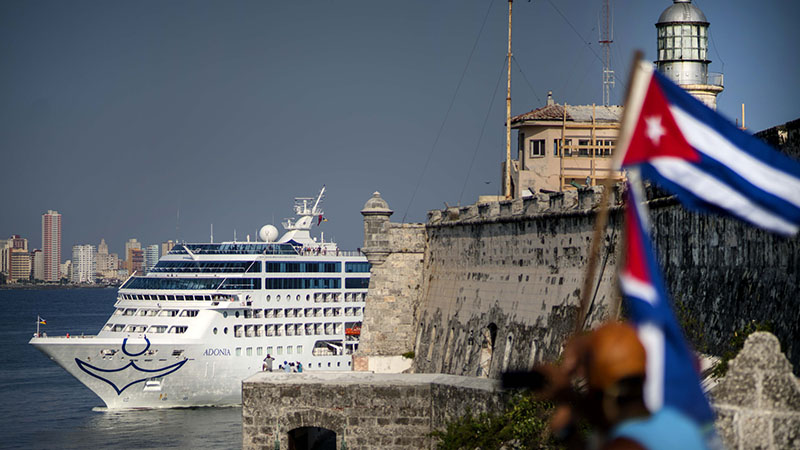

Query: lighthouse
655;0;723;110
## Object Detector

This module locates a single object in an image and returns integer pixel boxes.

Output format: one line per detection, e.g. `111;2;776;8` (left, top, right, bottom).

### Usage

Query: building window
596;139;615;157
578;139;592;157
529;140;545;158
554;139;572;157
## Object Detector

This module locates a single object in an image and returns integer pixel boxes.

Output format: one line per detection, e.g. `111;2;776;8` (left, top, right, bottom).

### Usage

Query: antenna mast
599;0;614;106
504;0;513;199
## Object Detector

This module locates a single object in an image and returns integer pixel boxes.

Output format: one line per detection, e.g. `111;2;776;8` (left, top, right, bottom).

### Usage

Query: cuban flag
620;178;716;427
617;62;800;236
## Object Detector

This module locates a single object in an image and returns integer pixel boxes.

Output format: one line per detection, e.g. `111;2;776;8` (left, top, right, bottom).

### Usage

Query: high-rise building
161;240;176;257
2;235;29;281
8;247;31;282
71;245;96;283
32;249;44;281
96;238;120;280
42;210;62;282
128;248;144;274
124;238;141;272
144;244;160;273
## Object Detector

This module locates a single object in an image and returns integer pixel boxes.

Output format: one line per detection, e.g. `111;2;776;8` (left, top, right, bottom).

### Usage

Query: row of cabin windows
528;139;616;158
214;322;349;337
118;291;367;302
104;323;187;334
221;307;362;319
236;345;303;357
265;292;367;303
151;260;371;274
124;277;367;291
115;308;199;317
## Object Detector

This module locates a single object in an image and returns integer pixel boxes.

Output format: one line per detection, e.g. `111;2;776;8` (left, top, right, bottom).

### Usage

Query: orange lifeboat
345;326;361;336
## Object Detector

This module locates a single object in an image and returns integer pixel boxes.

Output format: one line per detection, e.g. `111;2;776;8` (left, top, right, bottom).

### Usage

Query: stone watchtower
360;192;393;265
354;192;426;373
655;0;723;109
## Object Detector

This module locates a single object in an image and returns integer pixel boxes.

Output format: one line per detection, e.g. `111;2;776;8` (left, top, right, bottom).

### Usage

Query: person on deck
262;354;274;372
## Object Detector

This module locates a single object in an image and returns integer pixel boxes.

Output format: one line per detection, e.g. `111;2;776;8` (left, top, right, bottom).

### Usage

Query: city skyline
1;0;798;254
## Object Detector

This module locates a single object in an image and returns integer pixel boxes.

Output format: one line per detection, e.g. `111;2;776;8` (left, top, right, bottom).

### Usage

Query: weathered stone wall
711;332;800;449
409;190;800;376
650;199;800;368
413;188;623;377
242;372;506;450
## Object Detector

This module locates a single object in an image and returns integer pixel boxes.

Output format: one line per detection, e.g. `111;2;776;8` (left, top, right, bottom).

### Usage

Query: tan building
508;93;623;196
161;240;176;257
8;247;31;282
96;238;120;279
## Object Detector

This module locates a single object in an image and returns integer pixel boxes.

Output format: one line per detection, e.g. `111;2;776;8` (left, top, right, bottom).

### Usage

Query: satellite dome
259;225;279;242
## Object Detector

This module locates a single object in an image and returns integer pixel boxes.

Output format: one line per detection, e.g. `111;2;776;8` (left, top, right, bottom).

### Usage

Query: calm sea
0;288;241;450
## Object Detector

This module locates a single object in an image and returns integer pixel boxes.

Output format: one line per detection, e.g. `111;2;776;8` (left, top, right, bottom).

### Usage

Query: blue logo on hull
75;336;188;395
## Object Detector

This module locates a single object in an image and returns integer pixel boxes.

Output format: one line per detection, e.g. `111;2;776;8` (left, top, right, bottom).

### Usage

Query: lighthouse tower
655;0;723;109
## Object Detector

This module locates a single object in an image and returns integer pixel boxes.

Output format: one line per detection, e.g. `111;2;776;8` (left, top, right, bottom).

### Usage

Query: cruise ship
30;187;369;409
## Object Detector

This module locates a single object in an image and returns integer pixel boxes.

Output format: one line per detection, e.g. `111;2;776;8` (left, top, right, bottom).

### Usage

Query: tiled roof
511;104;623;125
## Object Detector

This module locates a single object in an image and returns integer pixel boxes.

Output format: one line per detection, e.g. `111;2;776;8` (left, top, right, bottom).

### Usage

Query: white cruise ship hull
31;334;355;409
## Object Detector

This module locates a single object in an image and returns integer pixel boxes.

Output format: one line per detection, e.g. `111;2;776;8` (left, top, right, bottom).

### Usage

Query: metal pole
505;0;513;199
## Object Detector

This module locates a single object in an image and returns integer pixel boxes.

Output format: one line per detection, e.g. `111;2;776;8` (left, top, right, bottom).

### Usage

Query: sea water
0;288;241;450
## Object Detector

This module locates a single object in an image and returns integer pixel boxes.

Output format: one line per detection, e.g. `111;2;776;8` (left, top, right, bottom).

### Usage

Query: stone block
711;371;758;407
773;416;800;449
713;407;738;449
739;414;772;450
762;372;800;412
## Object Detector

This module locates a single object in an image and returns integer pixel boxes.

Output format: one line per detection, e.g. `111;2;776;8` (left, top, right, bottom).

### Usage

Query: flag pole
36;315;40;337
575;50;646;332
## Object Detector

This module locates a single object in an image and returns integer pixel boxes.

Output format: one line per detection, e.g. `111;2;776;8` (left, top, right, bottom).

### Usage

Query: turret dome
361;192;393;216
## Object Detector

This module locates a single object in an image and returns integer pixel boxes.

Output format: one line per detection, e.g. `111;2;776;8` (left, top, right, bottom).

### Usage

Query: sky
1;0;798;257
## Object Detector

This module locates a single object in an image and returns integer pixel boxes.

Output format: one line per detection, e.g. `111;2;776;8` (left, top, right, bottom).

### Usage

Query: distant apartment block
8;247;31;282
161;240;176;257
32;249;44;281
71;244;96;283
128;248;144;275
2;235;29;282
144;244;160;273
42;210;62;282
124;238;141;273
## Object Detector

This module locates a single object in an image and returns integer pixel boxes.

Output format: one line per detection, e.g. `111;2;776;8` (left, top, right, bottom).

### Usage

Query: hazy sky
2;0;798;256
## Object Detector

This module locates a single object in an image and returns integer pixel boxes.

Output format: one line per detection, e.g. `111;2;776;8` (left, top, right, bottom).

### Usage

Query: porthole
337;362;341;367
223;312;228;318
277;295;281;301
235;311;240;318
305;294;310;301
224;327;228;334
296;295;300;301
213;327;218;335
266;295;271;302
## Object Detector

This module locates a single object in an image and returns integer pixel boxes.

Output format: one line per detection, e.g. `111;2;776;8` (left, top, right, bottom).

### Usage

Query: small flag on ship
38;316;47;325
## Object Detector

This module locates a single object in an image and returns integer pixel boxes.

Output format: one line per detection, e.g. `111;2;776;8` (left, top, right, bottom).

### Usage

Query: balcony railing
708;72;724;87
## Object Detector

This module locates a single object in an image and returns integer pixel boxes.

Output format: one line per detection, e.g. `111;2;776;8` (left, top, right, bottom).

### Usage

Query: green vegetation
711;320;773;378
401;351;415;359
673;297;709;354
432;393;558;450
